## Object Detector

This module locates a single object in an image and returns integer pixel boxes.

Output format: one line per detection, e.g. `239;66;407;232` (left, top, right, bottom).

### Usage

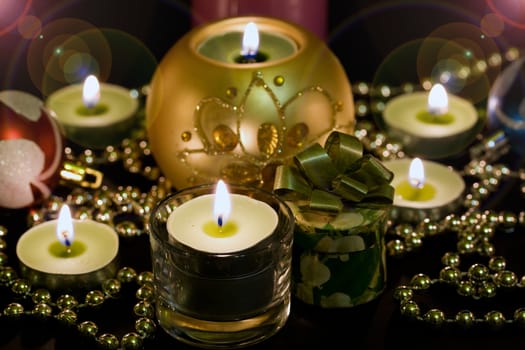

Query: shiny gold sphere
146;16;355;190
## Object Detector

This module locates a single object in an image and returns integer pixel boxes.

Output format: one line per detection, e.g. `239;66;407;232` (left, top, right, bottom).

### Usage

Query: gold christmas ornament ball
146;16;355;190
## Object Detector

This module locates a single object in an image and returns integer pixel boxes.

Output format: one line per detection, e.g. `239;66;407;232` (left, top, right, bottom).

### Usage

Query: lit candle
383;158;465;222
166;180;278;253
394;157;436;202
149;181;294;345
16;204;119;290
46;75;139;149
382;84;480;159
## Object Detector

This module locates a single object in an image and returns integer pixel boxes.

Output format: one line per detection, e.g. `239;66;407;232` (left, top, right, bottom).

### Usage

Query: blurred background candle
382;84;481;159
16;204;119;291
46;75;139;149
383;158;465;222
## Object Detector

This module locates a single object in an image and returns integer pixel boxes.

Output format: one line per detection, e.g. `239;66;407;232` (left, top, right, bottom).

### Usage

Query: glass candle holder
149;183;294;349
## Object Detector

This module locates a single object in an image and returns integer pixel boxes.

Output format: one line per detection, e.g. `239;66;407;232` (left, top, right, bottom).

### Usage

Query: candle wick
217;215;223;228
62;230;72;254
410;179;424;189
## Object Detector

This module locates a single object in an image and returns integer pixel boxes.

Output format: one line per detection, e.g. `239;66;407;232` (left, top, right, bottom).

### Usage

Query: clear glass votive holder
149;183;294;349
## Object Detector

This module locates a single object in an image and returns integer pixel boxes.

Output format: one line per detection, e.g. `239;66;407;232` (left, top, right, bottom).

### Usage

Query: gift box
290;204;389;307
273;131;394;307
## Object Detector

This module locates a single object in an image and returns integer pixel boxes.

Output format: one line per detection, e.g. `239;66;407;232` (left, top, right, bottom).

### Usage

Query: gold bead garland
0;222;156;349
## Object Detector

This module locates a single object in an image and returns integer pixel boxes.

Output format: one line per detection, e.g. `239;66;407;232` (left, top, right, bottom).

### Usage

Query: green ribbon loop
273;131;394;212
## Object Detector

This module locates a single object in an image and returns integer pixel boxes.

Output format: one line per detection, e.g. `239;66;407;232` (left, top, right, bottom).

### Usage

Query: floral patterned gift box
273;131;394;307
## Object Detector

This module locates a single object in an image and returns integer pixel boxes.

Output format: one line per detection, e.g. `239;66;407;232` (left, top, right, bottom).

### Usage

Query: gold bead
423;309;445;326
32;289;52;304
133;301;155;318
117;267;138;283
439;266;461;284
57;294;78;310
3;303;24;317
135;317;156;337
78;320;99;337
400;300;420;318
410;273;432;289
468;263;490;281
455;310;475;327
32;303;53;318
56;309;77;325
121;332;143;349
273;75;285;86
97;333;120;349
393;286;413;301
102;279;122;296
181;131;192;142
85;290;106;306
484;310;506;328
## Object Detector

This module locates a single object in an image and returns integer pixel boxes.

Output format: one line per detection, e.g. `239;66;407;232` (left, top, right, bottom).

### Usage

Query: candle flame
428;83;448;115
214;180;231;228
408;158;425;189
82;74;100;108
241;22;259;57
57;205;75;247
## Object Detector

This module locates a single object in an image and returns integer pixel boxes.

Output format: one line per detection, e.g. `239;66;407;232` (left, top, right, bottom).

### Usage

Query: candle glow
57;205;74;248
82;75;100;108
428;83;448;115
214;180;231;228
408;157;425;188
241;21;259;58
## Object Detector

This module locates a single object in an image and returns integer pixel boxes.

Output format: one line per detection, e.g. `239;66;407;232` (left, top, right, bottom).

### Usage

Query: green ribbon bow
273;131;394;212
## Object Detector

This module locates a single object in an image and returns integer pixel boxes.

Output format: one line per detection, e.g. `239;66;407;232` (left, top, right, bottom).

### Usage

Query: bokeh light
480;13;505;38
27;18;111;97
17;15;41;39
418;22;500;104
487;0;525;30
0;0;31;37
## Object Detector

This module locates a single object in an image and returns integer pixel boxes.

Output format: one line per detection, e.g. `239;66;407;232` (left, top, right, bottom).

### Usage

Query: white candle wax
383;91;477;138
384;158;465;210
382;89;479;158
167;193;278;254
16;219;119;275
46;82;138;148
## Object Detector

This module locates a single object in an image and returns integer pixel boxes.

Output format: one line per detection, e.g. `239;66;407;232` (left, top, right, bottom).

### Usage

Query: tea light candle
167;180;278;253
383;158;465;222
382;84;480;159
46;75;139;149
16;205;119;290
